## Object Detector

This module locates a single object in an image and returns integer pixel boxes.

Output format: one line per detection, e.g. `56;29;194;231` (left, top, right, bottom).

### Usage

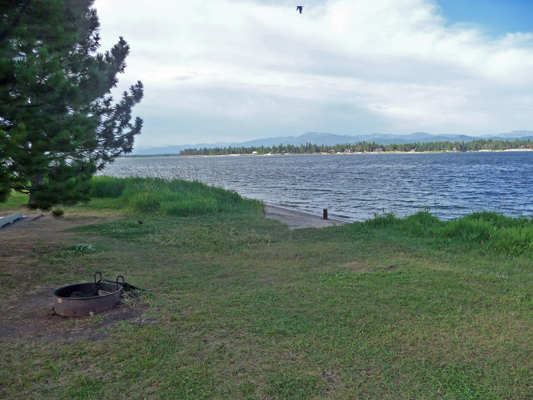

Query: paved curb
0;214;44;231
0;212;23;228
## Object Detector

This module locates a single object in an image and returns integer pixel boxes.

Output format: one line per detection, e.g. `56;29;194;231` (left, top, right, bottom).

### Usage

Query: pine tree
0;0;143;210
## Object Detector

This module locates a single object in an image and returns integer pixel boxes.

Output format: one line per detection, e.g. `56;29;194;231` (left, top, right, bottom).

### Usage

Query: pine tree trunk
28;175;44;206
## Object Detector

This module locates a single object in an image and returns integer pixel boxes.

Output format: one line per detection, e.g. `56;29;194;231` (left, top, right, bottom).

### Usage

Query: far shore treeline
177;138;532;156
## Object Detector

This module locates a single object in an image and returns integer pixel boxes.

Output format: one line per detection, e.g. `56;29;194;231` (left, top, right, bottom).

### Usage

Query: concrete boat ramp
1;206;346;232
264;205;346;230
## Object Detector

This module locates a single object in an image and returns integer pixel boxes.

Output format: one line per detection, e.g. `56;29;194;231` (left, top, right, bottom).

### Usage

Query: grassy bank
0;191;28;210
1;177;533;399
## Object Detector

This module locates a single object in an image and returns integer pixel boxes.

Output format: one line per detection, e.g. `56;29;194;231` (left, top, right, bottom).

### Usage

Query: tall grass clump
401;209;442;236
349;209;533;256
363;211;398;229
355;209;441;236
90;176;129;198
443;211;533;255
90;176;262;217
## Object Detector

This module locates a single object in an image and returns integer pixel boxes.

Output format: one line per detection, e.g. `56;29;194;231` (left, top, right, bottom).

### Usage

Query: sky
93;0;533;149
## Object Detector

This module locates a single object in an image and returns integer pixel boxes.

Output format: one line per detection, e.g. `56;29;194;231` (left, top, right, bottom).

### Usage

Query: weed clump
64;243;100;255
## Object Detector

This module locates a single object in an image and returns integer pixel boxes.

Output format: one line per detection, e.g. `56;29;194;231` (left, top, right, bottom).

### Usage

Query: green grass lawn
0;191;28;210
1;178;532;399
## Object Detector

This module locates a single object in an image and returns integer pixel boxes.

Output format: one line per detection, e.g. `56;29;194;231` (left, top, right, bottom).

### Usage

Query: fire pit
53;272;123;317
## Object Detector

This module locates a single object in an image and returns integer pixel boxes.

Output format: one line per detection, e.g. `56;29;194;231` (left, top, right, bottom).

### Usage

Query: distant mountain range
134;130;533;155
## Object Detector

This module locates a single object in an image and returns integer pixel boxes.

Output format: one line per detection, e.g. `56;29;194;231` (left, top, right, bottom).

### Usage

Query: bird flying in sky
296;6;303;14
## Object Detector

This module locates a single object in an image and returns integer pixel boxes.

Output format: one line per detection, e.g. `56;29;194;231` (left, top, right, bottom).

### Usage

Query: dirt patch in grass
0;211;149;342
0;289;149;342
322;369;340;398
343;261;374;273
0;212;121;289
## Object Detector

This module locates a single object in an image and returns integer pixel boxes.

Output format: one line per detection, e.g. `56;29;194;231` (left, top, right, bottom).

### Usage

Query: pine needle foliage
0;0;143;210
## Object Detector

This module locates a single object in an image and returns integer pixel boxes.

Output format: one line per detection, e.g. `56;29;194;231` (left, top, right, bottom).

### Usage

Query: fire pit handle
94;271;103;292
116;275;125;290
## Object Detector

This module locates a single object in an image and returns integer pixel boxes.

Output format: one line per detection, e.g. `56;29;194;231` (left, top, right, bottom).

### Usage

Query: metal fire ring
53;272;123;317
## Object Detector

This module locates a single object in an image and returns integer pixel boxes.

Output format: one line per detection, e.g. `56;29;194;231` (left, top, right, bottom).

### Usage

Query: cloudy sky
93;0;533;148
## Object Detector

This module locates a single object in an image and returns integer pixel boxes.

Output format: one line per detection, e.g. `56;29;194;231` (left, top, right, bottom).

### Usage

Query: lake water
100;152;533;222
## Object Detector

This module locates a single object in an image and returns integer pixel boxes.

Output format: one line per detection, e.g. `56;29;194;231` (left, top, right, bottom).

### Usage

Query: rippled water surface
100;152;533;221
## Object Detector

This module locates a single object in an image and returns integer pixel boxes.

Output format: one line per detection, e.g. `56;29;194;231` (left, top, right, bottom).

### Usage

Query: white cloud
94;0;533;147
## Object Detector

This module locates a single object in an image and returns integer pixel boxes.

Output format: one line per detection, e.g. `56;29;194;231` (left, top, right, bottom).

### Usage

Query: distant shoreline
128;148;533;158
